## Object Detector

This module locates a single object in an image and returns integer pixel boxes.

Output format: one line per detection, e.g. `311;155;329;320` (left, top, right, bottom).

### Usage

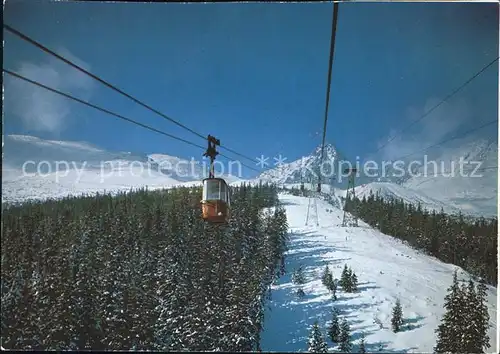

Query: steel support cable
373;56;499;157
318;2;339;190
4;24;258;165
390;119;497;162
4;69;261;173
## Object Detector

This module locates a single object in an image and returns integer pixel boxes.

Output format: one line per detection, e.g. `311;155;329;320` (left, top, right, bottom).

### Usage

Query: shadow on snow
261;228;425;352
402;315;426;332
262;229;388;352
363;341;418;353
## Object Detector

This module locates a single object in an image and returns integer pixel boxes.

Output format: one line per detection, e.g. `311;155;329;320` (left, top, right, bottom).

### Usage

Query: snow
2;165;181;203
401;139;497;218
2;134;241;204
2;134;497;351
253;137;497;218
4;134;496;218
261;193;497;353
257;144;339;185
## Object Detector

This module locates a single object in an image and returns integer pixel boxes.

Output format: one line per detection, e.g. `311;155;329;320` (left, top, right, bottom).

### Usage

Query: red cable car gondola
201;177;231;223
201;135;231;224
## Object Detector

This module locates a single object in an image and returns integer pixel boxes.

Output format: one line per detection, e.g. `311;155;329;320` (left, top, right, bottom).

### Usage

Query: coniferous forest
1;183;289;351
434;270;491;353
347;191;497;286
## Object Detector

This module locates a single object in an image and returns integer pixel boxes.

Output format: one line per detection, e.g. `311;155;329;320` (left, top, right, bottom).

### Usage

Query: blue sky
4;1;498;178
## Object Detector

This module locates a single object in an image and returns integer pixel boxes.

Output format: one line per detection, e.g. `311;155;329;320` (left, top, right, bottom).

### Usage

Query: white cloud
6;47;94;135
376;97;471;162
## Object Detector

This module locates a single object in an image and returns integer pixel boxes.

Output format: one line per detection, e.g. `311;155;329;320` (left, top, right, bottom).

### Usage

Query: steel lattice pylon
305;194;319;227
305;177;319;226
342;168;358;227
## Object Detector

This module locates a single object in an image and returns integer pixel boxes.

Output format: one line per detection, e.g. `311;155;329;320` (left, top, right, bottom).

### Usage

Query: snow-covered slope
255;137;497;218
401;139;497;218
2;164;183;204
2;134;241;204
261;194;497;352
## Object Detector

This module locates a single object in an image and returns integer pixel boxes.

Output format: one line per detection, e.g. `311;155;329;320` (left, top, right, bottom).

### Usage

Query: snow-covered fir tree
292;264;306;285
350;270;358;292
434;271;492;353
321;265;337;298
307;321;328;353
329;278;338;301
434;270;466;353
462;279;479;351
339;264;358;293
339;264;352;292
321;265;331;285
462;278;491;353
327;307;340;343
321;265;333;288
358;333;366;353
292;264;306;298
338;318;352;353
475;280;491;353
391;298;404;332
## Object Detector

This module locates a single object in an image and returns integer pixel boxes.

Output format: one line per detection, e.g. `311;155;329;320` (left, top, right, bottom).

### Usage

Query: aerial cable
4;69;261;173
4;69;205;151
390;119;497;162
317;2;339;193
4;23;258;165
476;166;497;171
372;56;499;157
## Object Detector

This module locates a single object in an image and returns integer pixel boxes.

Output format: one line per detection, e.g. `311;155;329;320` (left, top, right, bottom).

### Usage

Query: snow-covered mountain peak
252;136;497;218
257;143;341;185
313;142;338;161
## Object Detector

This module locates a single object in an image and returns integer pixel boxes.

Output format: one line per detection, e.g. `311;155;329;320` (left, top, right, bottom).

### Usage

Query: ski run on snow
260;193;497;353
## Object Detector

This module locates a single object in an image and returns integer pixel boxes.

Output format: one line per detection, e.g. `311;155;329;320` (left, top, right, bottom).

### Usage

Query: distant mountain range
2;134;497;218
254;139;497;218
2;134;241;204
400;139;497;217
